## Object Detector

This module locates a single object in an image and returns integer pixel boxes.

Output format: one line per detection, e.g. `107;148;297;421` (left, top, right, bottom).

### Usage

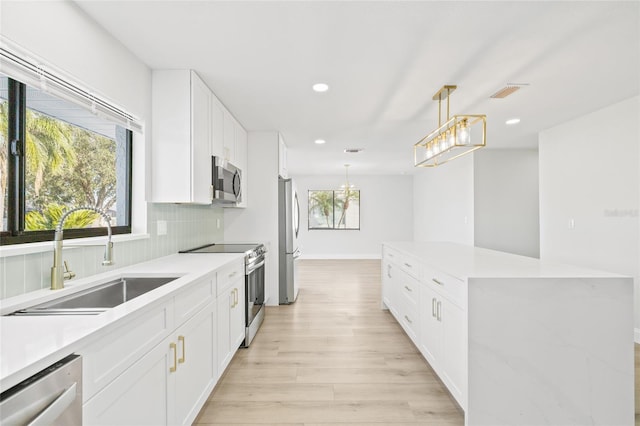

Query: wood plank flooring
195;259;640;425
194;259;462;425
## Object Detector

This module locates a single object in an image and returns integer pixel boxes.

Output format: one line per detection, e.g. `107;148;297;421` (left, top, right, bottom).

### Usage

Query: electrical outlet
157;220;167;236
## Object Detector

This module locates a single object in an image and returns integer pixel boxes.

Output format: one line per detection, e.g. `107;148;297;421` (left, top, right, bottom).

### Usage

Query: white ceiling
75;1;639;176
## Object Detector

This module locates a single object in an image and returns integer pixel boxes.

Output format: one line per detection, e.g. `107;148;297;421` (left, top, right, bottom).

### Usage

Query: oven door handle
247;259;265;274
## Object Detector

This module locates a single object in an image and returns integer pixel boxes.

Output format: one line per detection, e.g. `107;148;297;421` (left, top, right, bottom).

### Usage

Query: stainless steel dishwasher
0;354;82;425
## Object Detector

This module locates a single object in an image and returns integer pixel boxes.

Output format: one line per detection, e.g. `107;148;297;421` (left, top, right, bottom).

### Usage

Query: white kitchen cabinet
211;95;225;161
172;302;216;425
216;259;245;377
223;110;235;162
278;134;288;178
84;302;216;426
151;69;212;204
83;334;172;425
82;272;218;426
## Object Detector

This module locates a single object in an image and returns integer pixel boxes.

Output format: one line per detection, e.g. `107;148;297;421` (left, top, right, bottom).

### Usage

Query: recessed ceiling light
314;139;326;145
506;118;521;125
312;83;329;92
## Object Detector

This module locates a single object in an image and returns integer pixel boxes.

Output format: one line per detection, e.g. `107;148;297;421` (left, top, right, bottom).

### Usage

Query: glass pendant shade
414;85;486;167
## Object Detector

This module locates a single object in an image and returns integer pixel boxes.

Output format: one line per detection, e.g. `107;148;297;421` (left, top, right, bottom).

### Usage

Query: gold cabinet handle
404;262;412;268
169;342;177;373
432;297;437;318
404;315;412;324
178;335;185;364
432;278;443;286
230;290;235;308
234;288;238;307
404;285;412;292
437;301;442;322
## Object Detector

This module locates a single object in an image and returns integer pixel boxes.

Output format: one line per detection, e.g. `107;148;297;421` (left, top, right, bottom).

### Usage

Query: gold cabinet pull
404;285;412;292
432;278;443;286
169;342;177;373
235;288;239;306
178;335;185;364
404;315;412;324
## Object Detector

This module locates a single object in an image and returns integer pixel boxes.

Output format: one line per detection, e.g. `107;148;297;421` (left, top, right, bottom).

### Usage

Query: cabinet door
223;110;235;163
442;299;467;407
191;72;212;204
211;95;224;160
234;123;248;208
217;287;232;377
174;304;216;425
420;283;442;367
230;279;246;350
84;338;173;426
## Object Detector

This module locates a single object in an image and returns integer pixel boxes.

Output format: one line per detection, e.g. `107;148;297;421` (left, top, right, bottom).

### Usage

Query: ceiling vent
490;83;528;99
344;148;363;153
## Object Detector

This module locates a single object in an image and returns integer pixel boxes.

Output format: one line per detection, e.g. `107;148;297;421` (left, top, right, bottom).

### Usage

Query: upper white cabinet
152;69;248;206
211;94;248;208
151;70;211;204
278;134;288;178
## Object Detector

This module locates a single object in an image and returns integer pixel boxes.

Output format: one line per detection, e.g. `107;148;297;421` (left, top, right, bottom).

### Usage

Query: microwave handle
232;170;241;198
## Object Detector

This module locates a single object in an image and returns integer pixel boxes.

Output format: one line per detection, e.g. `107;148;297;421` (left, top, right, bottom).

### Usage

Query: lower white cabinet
84;302;216;425
382;244;467;410
216;260;245;377
81;270;227;426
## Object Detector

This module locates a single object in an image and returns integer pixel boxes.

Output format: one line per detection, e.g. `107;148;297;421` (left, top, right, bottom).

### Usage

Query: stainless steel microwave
212;156;242;204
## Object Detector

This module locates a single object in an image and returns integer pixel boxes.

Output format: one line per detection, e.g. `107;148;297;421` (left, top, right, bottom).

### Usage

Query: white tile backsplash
0;203;224;299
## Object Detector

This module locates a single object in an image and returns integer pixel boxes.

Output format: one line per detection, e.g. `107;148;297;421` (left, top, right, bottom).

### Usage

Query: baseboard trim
299;254;381;260
635;328;640;344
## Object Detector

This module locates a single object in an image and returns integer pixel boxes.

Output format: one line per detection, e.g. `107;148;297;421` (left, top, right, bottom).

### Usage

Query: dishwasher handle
27;383;78;426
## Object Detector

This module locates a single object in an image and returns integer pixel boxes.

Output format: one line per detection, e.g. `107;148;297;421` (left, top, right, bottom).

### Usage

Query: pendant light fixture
414;85;486;167
340;164;355;191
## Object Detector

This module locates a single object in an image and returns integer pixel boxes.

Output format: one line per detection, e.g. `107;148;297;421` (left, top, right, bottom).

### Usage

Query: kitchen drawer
80;301;174;401
216;259;244;296
383;246;401;263
175;273;215;324
383;245;422;279
424;266;466;309
396;298;420;345
397;271;420;308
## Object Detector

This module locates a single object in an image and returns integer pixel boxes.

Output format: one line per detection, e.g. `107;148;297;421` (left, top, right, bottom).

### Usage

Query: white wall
474;149;540;258
224;131;280;305
0;1;224;299
539;96;639;332
294;174;413;259
413;154;474;244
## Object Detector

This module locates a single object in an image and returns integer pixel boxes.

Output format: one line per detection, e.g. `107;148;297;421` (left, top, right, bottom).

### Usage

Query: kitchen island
382;241;634;426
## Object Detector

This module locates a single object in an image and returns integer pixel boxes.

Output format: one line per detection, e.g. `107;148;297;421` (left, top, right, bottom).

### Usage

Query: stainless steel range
180;243;266;347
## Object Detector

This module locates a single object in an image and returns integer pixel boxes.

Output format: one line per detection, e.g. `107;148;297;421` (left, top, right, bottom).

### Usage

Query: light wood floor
194;259;462;425
195;259;639;425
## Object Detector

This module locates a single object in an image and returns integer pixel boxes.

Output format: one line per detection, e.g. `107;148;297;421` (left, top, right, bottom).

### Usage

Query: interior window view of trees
308;189;360;230
0;74;131;244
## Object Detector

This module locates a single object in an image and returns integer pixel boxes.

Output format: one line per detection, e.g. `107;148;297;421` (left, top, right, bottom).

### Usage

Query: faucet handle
63;261;76;280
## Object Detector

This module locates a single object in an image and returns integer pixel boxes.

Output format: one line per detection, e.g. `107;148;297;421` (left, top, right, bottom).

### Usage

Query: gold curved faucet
51;206;114;290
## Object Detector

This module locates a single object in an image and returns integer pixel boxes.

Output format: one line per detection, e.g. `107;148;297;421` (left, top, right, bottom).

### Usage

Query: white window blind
0;37;143;133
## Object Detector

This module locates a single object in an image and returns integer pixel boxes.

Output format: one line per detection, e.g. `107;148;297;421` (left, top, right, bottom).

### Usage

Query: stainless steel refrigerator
278;177;300;304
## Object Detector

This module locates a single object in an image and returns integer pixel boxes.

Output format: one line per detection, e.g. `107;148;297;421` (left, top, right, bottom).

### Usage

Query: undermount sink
8;276;179;316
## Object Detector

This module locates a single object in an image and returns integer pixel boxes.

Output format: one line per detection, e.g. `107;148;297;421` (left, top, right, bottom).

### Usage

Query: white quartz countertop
0;252;244;392
384;241;626;280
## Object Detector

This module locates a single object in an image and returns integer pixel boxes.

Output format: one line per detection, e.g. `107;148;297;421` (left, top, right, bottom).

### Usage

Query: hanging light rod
414;84;486;167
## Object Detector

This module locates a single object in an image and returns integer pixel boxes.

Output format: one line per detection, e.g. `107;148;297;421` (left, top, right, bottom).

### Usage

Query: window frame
1;77;133;245
307;189;361;231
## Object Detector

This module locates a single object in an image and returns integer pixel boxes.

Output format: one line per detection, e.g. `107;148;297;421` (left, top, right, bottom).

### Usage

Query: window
0;74;132;245
308;189;360;230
